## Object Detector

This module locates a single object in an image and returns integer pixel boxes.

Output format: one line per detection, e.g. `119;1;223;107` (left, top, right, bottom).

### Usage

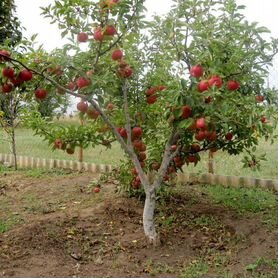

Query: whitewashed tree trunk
143;187;160;245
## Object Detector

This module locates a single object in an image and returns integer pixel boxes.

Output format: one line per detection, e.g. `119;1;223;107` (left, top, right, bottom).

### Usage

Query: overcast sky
14;0;278;50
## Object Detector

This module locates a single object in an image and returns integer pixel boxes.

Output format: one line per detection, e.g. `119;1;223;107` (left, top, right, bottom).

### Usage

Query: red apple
106;103;114;110
93;187;100;193
195;130;207;141
167;166;176;174
132;127;143;138
93;27;104;41
207;131;217;141
104;25;117;36
138;152;147;161
171;145;177;151
139;143;146;152
133;139;143;150
0;50;11;62
66;81;76;91
147;95;157;104
158;85;166;91
196;118;206;129
145;87;157;96
121;67;133;78
227;80;240;91
54;139;63;149
77;101;88;112
256;95;264;103
260;116;267;123
190;65;204;78
2;67;15;79
19;69;33;81
77;32;88;42
1;83;13;93
191;143;201;152
35;88;48;100
112;49;123;60
10;77;23;86
225;132;233;140
119;128;128;138
76;77;90;89
118;60;128;68
187;155;197;163
208;75;222;88
197;80;209;92
86;107;100;119
181;105;192;119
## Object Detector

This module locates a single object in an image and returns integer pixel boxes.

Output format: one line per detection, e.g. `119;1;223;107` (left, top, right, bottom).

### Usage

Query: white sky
14;0;278;51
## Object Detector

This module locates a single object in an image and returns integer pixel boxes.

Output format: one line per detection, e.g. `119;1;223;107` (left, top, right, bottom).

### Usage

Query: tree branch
123;80;150;189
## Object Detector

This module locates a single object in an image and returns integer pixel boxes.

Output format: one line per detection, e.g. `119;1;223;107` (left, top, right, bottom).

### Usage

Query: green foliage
2;0;278;195
0;0;22;46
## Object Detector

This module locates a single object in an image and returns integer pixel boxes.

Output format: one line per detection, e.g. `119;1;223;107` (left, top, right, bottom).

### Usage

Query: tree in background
0;0;22;46
0;0;22;121
1;0;278;244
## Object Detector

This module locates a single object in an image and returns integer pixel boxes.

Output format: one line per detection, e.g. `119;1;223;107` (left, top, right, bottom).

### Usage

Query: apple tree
0;39;71;169
2;0;278;244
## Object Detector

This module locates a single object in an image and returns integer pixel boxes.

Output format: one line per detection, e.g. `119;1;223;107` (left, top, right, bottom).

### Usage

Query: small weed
0;215;23;233
192;215;221;229
0;164;14;173
180;258;209;278
144;259;174;276
245;257;278;277
23;168;73;178
157;213;176;228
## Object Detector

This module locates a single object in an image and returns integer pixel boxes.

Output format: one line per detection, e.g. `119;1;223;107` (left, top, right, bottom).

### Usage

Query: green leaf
177;118;194;129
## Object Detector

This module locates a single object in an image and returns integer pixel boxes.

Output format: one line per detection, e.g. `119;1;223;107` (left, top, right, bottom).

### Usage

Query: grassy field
0;125;277;179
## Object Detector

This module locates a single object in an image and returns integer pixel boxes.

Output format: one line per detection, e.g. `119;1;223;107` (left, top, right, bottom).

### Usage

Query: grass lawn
0;124;277;179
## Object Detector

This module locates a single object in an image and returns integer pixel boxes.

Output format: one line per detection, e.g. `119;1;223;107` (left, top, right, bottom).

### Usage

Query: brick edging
0;153;277;192
0;153;113;174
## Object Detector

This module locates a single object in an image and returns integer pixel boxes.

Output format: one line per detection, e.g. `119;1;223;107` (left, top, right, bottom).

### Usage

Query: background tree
0;0;22;45
2;0;278;244
0;0;22;121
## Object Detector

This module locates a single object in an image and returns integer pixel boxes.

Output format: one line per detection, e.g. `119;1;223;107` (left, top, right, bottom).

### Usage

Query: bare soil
0;170;277;277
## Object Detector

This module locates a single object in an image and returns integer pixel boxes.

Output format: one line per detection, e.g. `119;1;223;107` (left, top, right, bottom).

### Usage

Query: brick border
0;153;113;174
0;153;277;192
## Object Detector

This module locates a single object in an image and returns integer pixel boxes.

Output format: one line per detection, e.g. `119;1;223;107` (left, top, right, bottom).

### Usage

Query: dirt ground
0;170;277;278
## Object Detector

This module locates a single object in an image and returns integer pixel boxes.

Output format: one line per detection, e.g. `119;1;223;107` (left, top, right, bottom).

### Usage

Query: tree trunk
208;150;214;174
10;128;17;170
143;188;160;245
79;118;84;162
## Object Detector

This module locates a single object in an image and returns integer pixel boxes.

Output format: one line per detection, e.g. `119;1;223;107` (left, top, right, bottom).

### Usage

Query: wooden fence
0;153;277;192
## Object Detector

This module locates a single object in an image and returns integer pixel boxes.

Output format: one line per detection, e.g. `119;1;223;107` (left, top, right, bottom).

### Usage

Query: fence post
208;150;214;174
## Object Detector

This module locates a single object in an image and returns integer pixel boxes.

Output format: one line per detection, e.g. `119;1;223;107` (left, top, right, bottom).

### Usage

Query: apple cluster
53;138;75;155
145;85;167;105
116;126;146;189
0;49;48;100
189;65;240;93
77;1;119;44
